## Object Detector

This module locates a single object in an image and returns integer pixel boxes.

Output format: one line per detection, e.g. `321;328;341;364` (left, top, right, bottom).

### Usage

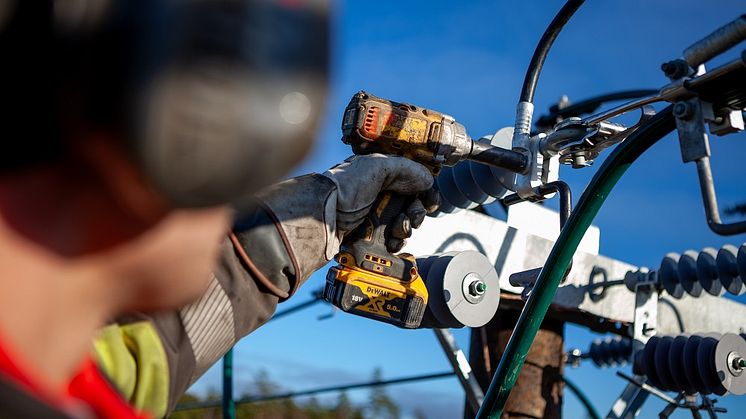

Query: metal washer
715;333;746;396
424;250;499;328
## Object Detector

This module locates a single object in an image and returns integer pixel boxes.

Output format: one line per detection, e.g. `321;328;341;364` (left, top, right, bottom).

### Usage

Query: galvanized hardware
606;376;651;419
565;347;584;368
504;180;573;297
433;329;484;413
616;371;680;405
540;106;656;168
588;265;610;302
632;282;659;354
661;35;746;236
682;15;746;68
567;336;633;369
507;101;560;199
608;372;728;419
463;273;488;304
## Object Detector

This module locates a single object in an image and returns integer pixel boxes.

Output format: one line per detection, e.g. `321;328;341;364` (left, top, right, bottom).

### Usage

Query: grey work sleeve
149;173;339;415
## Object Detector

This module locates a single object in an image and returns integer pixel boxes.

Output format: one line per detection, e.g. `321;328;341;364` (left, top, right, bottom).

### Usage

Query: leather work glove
230;154;438;300
323;154;439;252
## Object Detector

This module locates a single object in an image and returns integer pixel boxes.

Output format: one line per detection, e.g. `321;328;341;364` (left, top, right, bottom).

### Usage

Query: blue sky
190;1;746;418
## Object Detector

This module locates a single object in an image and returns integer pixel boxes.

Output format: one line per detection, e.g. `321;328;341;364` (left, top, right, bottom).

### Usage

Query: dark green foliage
168;368;424;419
366;368;400;419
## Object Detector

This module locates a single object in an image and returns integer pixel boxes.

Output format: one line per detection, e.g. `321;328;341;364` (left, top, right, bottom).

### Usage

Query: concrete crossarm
408;209;746;336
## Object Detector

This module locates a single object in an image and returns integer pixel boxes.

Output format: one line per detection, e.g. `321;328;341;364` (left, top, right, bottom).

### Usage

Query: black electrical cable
519;0;586;104
174;371;455;411
563;376;602;419
535;89;659;128
268;292;324;322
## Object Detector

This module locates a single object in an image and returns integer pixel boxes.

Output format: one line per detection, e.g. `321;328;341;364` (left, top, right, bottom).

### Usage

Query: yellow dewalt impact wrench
323;91;527;328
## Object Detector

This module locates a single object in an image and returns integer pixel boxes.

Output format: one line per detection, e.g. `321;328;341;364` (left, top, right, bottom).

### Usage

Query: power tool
324;91;527;328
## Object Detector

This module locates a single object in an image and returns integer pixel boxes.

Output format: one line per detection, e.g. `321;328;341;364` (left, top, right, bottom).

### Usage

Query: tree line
169;367;429;419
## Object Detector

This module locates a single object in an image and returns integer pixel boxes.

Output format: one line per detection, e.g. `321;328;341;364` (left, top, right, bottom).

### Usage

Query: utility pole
464;304;565;418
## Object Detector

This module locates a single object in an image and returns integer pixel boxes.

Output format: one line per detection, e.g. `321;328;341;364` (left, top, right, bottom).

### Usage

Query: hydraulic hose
476;106;676;419
519;0;586;103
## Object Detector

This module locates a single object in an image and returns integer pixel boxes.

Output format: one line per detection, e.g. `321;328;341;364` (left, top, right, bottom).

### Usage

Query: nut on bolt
661;59;690;79
729;352;746;376
468;280;487;296
673;102;695;120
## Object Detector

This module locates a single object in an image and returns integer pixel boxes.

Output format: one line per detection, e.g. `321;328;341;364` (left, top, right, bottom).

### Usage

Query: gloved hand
322;154;439;252
230;154;438;300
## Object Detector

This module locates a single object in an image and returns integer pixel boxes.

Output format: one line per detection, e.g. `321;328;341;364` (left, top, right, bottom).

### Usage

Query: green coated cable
563;376;602;419
476;106;676;418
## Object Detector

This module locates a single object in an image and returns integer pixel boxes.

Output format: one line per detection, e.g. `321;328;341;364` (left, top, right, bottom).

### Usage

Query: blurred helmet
0;0;329;210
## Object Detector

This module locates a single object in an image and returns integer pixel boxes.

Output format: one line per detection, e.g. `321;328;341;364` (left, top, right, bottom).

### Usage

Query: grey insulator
416;250;500;328
588;336;632;368
655;243;746;299
430;127;514;217
633;333;746;396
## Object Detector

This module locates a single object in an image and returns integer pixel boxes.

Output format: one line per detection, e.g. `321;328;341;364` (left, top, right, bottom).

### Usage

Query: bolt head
661;59;690;79
673;102;694;120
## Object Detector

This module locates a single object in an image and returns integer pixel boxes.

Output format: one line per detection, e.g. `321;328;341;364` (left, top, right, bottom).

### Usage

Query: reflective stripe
179;274;235;379
93;322;169;418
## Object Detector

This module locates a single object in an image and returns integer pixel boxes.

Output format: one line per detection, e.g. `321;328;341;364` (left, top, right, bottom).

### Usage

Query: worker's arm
93;156;435;417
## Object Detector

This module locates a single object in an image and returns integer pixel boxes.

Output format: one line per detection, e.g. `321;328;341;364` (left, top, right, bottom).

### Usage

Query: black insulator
659;253;685;298
654;243;746;299
679;250;703;297
697;247;723;296
588;336;633;368
430;132;513;217
718;244;745;295
633;333;746;396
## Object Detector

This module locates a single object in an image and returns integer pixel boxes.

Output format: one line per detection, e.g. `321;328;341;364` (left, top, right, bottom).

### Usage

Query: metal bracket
505;181;574;297
667;55;746;236
672;97;746;235
632;282;659;353
673;98;711;163
540;105;656;168
606;375;651;419
433;329;484;413
507;101;562;200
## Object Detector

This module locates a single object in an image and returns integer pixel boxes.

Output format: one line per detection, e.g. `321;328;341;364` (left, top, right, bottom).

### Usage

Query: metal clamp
505;181;573;297
540;105;657;168
672;95;746;235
